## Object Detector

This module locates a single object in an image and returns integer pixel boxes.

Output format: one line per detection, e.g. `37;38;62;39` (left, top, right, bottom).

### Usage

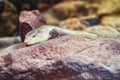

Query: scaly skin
24;25;96;45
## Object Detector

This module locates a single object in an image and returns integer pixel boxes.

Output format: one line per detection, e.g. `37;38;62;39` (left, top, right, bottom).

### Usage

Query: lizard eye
29;29;41;38
33;32;39;37
33;34;37;37
49;29;59;38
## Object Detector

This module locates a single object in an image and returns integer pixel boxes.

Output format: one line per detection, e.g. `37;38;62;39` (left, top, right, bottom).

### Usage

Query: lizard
24;25;97;45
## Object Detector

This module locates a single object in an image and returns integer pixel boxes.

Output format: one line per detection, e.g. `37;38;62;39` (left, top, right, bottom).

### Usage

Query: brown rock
58;16;100;30
0;0;18;37
98;0;120;14
43;1;99;25
58;18;86;30
100;15;120;29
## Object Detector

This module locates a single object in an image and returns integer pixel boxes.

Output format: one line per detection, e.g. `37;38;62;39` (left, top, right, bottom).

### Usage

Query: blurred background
0;0;120;47
0;0;120;37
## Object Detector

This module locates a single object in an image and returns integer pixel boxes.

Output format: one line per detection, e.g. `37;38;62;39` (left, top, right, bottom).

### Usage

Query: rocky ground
0;1;120;79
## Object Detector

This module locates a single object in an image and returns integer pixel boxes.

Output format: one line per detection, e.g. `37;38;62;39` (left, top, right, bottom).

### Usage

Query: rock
0;0;18;37
0;35;120;80
19;10;46;42
98;0;120;14
0;36;20;49
100;15;120;30
58;15;100;30
43;1;99;25
85;25;120;38
58;18;86;30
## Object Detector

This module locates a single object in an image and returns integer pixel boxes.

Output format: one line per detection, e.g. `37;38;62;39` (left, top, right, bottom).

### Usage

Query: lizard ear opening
49;29;59;39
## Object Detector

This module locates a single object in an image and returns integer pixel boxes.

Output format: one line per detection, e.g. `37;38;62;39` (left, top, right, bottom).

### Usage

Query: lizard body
24;25;96;45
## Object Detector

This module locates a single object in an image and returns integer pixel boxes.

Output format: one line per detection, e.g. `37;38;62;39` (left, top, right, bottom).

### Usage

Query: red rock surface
0;35;120;80
19;10;46;42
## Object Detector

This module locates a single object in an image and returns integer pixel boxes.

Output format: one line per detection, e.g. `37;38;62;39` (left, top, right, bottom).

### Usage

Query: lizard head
24;25;60;45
